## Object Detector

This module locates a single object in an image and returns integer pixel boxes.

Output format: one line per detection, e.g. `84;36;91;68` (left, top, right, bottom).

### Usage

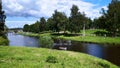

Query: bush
39;35;54;48
98;62;110;68
0;37;9;45
46;56;58;63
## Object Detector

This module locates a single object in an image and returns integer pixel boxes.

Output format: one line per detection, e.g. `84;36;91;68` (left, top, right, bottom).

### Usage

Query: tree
105;0;120;36
32;22;40;33
52;10;68;33
86;18;93;29
93;16;107;29
69;5;87;33
23;24;30;32
0;0;6;36
39;17;46;32
46;17;54;31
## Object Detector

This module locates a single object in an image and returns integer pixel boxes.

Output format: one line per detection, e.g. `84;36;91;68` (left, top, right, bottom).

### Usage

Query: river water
7;33;120;66
8;33;39;47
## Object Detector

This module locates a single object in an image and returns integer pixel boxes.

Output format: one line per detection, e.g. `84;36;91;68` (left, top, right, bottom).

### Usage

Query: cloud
6;21;35;28
2;0;107;19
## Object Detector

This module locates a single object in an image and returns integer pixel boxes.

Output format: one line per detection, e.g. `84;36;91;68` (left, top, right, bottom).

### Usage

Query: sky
2;0;111;28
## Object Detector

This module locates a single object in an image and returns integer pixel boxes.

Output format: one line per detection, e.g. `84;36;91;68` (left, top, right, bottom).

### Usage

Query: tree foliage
39;17;46;32
105;0;120;36
23;5;91;34
0;0;6;36
93;0;120;36
51;10;68;32
69;5;89;33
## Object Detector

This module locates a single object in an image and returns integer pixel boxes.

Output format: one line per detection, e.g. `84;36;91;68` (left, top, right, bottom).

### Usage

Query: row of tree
93;0;120;36
23;5;92;33
23;0;120;36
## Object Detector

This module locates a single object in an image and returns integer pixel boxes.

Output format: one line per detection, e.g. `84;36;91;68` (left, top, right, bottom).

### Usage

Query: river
8;33;39;47
7;33;120;66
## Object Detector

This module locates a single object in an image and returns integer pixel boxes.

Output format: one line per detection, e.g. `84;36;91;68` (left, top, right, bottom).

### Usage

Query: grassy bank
58;29;120;44
18;32;39;37
0;46;118;68
19;29;120;44
58;35;120;44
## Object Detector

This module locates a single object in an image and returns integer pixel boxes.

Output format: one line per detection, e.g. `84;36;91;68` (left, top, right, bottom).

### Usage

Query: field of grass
58;35;120;44
58;29;120;44
0;46;118;68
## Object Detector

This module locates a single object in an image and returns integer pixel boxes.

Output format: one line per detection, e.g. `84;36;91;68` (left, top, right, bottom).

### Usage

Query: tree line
93;0;120;36
23;5;92;33
23;0;120;36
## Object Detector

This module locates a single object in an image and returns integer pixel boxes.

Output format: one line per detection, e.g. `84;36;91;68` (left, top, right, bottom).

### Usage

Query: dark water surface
8;33;120;66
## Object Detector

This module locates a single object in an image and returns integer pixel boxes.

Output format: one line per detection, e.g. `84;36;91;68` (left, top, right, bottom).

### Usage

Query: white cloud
2;0;107;19
6;21;35;28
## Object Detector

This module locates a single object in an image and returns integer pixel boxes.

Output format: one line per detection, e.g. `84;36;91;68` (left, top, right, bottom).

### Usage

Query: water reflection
54;40;120;66
8;33;39;47
84;44;105;58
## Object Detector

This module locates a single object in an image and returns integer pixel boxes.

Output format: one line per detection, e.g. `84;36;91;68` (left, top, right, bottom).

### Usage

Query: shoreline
18;32;120;45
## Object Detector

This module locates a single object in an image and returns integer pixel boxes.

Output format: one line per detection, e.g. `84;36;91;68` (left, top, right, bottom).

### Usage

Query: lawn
58;29;120;44
0;46;118;68
58;35;120;44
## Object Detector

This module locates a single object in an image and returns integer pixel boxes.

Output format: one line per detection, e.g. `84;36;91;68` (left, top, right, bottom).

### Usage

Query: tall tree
105;0;120;36
39;17;46;32
69;5;87;33
0;0;6;36
46;17;54;31
52;10;68;33
93;16;107;29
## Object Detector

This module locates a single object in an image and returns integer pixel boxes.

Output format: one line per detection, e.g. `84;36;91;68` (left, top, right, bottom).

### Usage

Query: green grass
80;29;107;35
58;35;120;44
0;46;118;68
18;32;39;37
57;29;120;44
19;29;120;44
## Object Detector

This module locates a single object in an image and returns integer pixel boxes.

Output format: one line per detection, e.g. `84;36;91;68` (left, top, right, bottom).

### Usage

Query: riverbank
58;35;120;44
0;46;118;68
19;29;120;44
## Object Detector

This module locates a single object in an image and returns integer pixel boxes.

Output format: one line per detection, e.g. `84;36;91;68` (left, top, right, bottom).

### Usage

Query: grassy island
19;29;120;45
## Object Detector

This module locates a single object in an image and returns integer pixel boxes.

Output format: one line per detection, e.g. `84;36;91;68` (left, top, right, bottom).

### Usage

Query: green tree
46;17;54;31
52;10;68;33
0;0;6;36
23;24;30;32
93;16;107;29
69;5;87;33
39;17;46;32
105;0;120;36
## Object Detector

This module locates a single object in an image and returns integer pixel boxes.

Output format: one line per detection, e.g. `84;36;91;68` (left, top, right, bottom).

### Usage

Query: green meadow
0;46;118;68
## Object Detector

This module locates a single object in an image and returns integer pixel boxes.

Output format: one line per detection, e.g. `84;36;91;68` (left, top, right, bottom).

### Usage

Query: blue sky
2;0;111;28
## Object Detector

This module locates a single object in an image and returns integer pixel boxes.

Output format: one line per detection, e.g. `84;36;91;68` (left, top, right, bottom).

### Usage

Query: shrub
39;35;54;48
98;62;110;68
0;37;9;45
46;56;58;63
